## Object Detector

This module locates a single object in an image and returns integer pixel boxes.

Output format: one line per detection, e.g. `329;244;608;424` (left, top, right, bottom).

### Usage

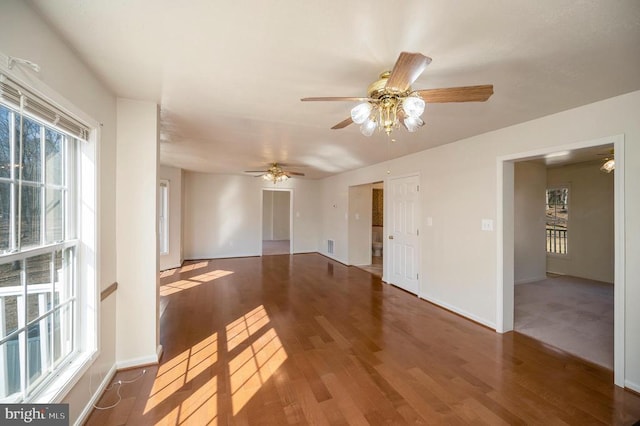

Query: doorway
498;135;625;386
262;189;292;256
347;182;384;278
512;150;614;369
387;174;420;295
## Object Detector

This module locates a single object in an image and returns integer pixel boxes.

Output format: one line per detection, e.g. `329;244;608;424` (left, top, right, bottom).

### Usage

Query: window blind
0;73;89;141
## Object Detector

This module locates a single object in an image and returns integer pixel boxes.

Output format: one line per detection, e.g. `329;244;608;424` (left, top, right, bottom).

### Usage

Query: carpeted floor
515;274;613;369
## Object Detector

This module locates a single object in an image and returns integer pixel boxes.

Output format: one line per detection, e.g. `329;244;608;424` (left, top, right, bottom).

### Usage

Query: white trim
419;294;496;329
33;351;95;403
613;136;625;388
73;363;117;426
496;134;625;387
159;180;169;255
160;263;182;272
514;275;548;285
625;380;640;394
116;353;160;370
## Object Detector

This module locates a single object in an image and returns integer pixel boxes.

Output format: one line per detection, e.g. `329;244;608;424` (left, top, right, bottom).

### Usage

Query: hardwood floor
85;254;640;425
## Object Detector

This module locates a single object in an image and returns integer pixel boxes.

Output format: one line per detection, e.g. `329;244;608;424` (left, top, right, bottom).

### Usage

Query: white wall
348;184;373;265
272;191;291;240
262;191;274;240
514;162;547;284
547;160;614;283
0;2;118;422
115;99;160;365
261;190;290;241
184;173;320;259
319;90;640;391
159;165;183;270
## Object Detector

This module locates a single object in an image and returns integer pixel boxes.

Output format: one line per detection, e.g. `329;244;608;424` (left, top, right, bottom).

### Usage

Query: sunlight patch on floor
143;302;287;421
226;305;271;351
160;270;234;296
179;261;210;273
144;333;218;415
229;327;287;415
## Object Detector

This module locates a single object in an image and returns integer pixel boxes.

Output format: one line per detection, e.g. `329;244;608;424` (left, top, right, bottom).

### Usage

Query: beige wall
272;191;291;240
320;90;640;391
184;173;319;259
262;190;291;241
348;184;373;265
514;162;547;284
115;99;160;365
160;166;183;270
547;160;614;283
0;1;118;422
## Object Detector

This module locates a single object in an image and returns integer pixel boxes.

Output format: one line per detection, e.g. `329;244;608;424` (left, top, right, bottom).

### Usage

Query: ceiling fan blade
286;172;305;176
301;96;375;102
414;85;494;103
385;52;432;93
244;170;268;173
331;117;353;129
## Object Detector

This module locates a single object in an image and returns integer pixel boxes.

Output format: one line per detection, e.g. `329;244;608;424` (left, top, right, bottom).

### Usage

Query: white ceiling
29;1;640;178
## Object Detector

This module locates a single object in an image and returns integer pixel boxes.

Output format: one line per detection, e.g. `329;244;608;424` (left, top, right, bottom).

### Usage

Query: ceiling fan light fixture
402;96;425;118
351;102;372;124
360;118;377;136
600;158;615;173
404;116;424;132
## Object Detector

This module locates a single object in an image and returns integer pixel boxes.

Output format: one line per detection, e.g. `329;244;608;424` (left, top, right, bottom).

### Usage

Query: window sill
30;349;98;404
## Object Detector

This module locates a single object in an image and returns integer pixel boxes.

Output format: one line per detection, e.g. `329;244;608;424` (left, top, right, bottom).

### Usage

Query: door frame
385;172;421;293
496;134;625;387
260;188;294;255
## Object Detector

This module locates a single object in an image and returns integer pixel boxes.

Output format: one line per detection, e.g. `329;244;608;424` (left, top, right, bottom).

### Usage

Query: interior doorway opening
512;144;614;369
498;135;625;386
348;181;384;278
262;189;292;256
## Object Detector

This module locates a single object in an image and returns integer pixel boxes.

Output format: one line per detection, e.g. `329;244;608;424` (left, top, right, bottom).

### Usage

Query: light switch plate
481;219;494;231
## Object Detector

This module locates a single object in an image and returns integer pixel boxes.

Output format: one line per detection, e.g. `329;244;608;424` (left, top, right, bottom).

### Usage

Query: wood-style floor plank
85;254;640;425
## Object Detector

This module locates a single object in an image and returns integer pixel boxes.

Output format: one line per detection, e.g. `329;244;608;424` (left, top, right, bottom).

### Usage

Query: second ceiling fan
301;52;493;137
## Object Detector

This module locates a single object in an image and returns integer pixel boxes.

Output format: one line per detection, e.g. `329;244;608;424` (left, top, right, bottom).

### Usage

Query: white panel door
388;175;420;294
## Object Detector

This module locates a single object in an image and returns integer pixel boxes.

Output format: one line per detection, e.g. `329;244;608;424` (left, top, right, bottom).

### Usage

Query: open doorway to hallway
262;189;291;256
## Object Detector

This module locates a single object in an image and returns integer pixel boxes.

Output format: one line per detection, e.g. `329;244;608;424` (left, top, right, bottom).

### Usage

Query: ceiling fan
244;163;305;183
598;149;615;173
301;52;493;137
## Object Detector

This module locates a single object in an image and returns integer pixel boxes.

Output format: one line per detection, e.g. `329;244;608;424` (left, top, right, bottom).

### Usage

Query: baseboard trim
316;252;348;266
625;379;640;394
116;352;160;370
160;263;182;272
157;344;163;362
515;276;547;285
74;364;117;426
419;294;496;330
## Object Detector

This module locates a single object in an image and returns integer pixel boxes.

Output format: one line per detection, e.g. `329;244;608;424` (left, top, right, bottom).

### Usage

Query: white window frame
0;67;97;404
159;180;169;255
545;185;570;256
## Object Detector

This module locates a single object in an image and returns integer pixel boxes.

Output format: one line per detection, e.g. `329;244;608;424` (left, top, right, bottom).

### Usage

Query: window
159;180;169;255
0;73;93;402
546;187;569;254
